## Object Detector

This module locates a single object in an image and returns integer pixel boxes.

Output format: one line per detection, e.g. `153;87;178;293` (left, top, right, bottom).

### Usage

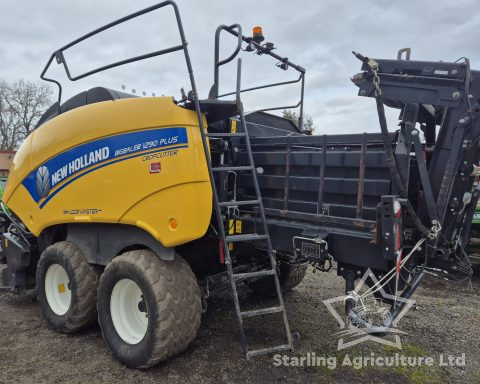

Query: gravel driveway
0;266;479;384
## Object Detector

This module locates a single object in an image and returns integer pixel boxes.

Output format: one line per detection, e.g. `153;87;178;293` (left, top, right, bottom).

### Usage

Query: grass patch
377;343;445;384
383;342;428;357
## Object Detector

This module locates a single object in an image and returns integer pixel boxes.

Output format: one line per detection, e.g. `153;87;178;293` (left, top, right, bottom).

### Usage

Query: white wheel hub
110;279;148;344
45;263;71;316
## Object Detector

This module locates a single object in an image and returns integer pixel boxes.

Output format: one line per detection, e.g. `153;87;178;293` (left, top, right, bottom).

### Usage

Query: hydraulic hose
375;96;431;237
352;51;432;237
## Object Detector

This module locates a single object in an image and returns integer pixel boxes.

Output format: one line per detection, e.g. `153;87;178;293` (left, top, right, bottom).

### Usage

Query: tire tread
36;241;99;333
99;250;201;368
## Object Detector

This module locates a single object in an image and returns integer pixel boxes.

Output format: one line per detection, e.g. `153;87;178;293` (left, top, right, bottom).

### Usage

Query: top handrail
40;1;184;105
217;24;244;67
209;24;306;130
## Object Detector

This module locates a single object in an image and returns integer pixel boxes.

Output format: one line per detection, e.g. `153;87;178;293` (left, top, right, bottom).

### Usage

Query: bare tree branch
0;79;52;150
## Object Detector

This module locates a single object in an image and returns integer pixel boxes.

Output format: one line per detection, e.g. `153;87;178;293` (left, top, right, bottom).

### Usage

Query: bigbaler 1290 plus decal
0;1;475;368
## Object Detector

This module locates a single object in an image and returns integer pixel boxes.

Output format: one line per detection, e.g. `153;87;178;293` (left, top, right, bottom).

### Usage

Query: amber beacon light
252;26;264;43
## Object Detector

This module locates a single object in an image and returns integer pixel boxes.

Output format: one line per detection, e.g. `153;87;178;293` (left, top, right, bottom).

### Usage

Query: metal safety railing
209;24;306;129
40;1;194;106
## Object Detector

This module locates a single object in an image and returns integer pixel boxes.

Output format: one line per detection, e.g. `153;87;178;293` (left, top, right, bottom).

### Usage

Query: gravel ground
0;265;479;384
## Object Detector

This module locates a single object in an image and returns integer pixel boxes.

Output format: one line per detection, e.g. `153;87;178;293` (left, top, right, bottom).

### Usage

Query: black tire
36;241;99;333
249;262;308;297
97;250;202;369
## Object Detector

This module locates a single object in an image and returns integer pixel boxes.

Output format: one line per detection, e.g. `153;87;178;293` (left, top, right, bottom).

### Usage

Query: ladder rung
212;165;253;172
246;344;292;359
207;132;246;137
218;199;260;207
233;270;275;280
226;234;268;243
241;306;284;318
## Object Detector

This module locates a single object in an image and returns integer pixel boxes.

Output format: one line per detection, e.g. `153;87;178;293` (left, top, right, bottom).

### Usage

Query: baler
0;1;476;368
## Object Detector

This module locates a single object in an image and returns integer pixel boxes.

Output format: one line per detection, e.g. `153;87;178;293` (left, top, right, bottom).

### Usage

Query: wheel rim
110;279;148;345
45;263;71;316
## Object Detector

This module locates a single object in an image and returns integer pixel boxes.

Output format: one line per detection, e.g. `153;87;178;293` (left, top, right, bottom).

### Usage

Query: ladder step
233;270;276;280
212;165;253;172
226;234;268;243
207;132;246;137
201;111;293;360
241;306;284;318
218;199;260;207
246;344;292;359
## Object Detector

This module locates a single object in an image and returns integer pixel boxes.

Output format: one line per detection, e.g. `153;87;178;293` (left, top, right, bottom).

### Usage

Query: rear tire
36;241;99;333
97;250;201;368
249;262;308;297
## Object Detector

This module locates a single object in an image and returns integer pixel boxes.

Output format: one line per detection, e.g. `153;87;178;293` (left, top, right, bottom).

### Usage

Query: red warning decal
149;162;161;174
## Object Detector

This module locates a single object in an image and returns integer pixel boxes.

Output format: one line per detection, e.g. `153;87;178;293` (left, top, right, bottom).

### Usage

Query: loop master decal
22;127;188;208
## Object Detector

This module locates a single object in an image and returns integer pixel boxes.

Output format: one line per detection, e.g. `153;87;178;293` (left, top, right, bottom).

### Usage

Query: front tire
97;250;201;368
36;241;99;333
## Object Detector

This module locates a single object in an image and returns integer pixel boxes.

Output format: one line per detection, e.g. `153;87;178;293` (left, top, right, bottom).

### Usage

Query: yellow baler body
2;97;212;247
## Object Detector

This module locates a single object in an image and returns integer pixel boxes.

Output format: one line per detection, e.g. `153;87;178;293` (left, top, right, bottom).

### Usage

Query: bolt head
452;91;461;99
451;69;458;75
360;89;367;96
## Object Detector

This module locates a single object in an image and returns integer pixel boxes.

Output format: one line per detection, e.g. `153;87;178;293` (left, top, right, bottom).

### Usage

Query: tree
0;79;52;150
282;109;315;133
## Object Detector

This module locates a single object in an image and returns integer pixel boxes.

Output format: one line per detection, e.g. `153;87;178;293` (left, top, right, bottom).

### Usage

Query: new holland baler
0;1;477;369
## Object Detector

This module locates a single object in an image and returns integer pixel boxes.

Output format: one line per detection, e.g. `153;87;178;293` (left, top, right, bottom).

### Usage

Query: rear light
380;196;404;261
394;200;402;251
393;199;403;272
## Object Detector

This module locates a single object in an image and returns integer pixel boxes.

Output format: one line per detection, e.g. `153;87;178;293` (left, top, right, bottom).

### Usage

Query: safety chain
366;58;382;96
427;220;442;240
372;69;382;96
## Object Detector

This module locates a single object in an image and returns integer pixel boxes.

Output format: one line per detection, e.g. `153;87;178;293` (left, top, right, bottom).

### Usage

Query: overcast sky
2;0;480;134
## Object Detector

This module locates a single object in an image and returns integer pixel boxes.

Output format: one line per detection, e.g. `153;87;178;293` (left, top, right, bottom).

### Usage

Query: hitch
292;235;332;271
344;268;426;336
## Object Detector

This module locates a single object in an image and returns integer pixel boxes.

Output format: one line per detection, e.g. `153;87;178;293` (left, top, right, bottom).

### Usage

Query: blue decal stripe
22;127;188;204
38;144;188;209
44;143;179;193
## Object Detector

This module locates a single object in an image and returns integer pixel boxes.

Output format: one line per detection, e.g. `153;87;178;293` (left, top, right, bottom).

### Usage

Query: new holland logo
36;166;51;198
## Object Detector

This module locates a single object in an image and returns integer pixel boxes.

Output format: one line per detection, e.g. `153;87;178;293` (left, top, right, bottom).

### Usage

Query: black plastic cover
36;87;137;128
1;233;33;289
